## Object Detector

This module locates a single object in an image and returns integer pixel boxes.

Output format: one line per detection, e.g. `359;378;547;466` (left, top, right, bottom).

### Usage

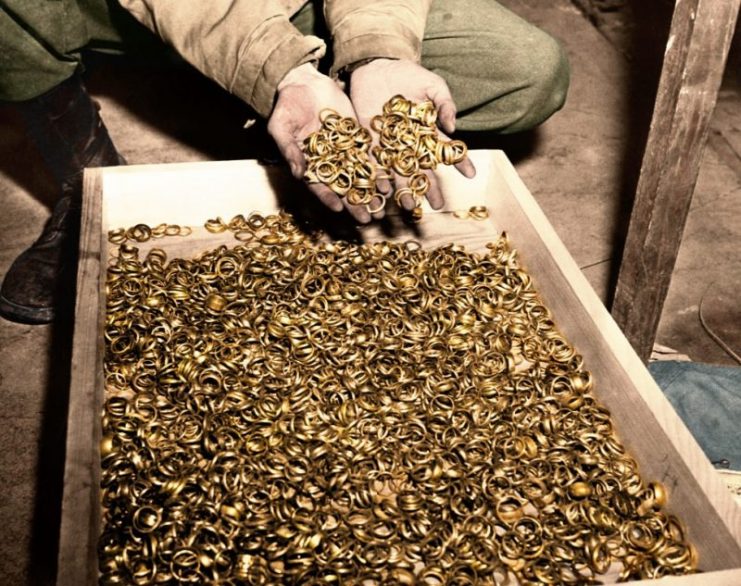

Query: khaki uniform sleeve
324;0;432;77
117;0;326;117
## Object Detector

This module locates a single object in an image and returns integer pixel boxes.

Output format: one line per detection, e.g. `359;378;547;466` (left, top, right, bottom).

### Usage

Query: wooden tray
57;150;741;584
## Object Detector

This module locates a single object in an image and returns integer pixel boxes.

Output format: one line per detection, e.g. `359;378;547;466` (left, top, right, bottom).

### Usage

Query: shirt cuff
230;18;326;118
330;24;421;78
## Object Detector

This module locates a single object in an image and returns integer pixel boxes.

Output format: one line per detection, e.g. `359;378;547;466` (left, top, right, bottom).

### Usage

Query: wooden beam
56;170;106;586
611;0;740;361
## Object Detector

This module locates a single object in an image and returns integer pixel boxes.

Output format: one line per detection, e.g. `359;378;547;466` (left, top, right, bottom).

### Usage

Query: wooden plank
60;153;741;583
56;168;107;586
630;568;741;585
612;0;741;360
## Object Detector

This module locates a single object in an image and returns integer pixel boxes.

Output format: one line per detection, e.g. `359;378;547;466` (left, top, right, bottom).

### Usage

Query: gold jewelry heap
302;110;378;209
372;95;467;221
301;96;468;220
101;214;697;584
108;223;192;245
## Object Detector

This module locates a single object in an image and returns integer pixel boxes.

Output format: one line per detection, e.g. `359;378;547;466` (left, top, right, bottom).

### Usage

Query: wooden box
58;151;741;584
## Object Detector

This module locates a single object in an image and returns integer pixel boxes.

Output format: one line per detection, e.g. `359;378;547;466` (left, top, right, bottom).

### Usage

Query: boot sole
0;293;55;325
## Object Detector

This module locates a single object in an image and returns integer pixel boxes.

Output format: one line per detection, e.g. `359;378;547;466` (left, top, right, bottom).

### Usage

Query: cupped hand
268;63;378;223
349;59;475;211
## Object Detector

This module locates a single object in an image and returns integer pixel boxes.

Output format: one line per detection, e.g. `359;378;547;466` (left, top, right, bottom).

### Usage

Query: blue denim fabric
649;361;741;471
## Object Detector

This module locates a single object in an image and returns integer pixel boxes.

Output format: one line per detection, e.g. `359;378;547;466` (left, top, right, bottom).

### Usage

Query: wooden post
611;0;740;361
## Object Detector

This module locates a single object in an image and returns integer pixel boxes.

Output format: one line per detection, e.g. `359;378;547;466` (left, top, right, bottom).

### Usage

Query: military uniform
1;0;569;132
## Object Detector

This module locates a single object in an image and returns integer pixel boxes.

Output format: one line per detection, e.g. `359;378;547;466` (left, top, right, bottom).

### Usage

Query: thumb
269;124;306;179
428;80;457;134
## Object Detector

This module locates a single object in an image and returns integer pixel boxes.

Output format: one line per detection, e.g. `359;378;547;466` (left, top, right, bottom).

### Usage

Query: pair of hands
267;59;476;223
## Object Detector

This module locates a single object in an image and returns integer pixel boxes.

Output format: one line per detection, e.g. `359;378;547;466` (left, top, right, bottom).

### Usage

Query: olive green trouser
0;0;155;101
0;0;569;133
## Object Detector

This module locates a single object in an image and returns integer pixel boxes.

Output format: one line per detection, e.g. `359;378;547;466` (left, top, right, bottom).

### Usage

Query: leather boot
0;73;125;324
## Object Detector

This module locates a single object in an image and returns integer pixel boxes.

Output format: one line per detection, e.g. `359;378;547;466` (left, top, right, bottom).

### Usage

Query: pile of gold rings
371;95;467;220
108;223;192;245
203;214;280;243
302;96;468;220
453;206;490;221
302;110;378;209
100;213;697;584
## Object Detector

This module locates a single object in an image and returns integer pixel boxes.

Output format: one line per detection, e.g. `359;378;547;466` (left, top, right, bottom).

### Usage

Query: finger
375;173;392;195
424;170;444;210
307;183;344;213
361;120;393;196
436;128;477;179
369;152;392;195
455;157;476;179
344;200;372;224
437;102;457;135
270;126;306;179
368;194;387;221
393;176;417;211
427;82;457;134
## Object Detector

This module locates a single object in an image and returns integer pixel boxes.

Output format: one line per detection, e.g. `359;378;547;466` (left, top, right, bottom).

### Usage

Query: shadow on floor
0;107;59;211
598;0;674;306
26;294;75;585
456;129;540;165
83;53;281;163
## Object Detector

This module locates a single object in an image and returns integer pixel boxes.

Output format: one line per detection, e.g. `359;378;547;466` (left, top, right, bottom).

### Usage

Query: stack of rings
302;96;469;220
301;109;380;211
372;95;468;220
99;212;699;584
453;206;490;221
108;222;192;244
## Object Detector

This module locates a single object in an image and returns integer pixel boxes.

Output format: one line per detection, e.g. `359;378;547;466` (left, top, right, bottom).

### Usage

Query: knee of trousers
511;36;570;132
457;34;571;134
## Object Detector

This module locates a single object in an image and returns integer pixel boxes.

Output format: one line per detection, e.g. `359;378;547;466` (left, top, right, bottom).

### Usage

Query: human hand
268;63;377;223
350;59;476;211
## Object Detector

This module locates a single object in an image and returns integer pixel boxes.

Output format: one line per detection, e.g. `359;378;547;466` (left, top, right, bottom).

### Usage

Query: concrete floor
0;1;739;583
